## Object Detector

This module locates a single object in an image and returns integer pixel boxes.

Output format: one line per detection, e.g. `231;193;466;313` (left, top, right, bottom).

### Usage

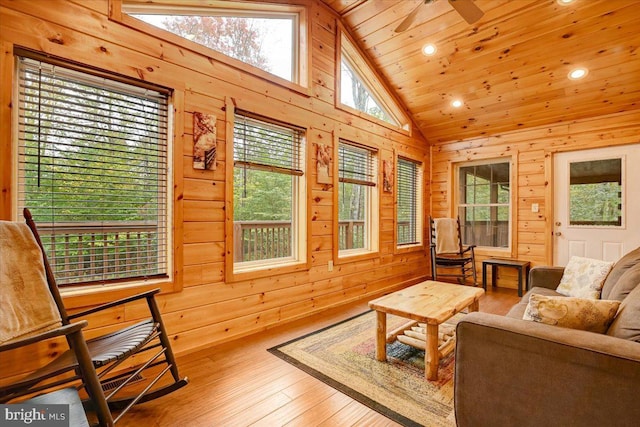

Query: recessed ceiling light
422;43;437;56
557;0;575;5
568;68;588;80
451;99;463;108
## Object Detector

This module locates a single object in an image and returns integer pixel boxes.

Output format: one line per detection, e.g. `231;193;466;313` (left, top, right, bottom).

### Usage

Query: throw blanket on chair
434;218;460;254
0;221;61;344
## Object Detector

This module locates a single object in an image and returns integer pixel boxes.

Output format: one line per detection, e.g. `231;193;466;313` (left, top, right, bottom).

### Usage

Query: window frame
395;154;425;252
112;0;310;94
454;158;514;252
11;48;180;297
224;99;310;283
332;136;380;264
336;25;410;133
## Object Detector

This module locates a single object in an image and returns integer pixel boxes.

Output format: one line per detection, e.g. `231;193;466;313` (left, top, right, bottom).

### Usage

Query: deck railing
41;220;428;280
461;221;509;248
233;219;372;261
36;222;164;285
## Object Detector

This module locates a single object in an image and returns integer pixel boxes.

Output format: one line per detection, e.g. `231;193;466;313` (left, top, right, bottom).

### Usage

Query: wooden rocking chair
0;321;113;426
0;209;188;424
429;216;478;286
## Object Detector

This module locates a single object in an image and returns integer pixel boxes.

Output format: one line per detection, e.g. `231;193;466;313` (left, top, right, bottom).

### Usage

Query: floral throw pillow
523;294;620;334
556;256;614;299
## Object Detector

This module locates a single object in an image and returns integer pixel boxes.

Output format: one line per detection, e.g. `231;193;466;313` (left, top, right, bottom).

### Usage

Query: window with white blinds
338;140;377;253
232;111;305;266
16;53;170;286
397;157;423;246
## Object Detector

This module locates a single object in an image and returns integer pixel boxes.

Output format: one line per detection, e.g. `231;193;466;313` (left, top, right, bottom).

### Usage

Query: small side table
482;258;531;297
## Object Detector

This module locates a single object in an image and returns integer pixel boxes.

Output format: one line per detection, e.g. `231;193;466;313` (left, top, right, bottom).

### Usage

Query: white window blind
16;53;170;286
397;157;422;246
233;112;304;175
338;141;376;186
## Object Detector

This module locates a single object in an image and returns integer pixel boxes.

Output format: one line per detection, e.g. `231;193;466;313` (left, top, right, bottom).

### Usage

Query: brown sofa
454;247;640;427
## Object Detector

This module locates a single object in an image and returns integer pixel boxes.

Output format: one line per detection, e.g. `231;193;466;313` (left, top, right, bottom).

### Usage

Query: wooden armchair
429;217;478;285
0;210;188;424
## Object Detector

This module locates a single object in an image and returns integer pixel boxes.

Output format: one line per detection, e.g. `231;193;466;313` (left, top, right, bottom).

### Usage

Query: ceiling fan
394;0;484;33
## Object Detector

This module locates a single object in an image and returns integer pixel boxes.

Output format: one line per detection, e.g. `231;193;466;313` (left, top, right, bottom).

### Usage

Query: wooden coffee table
368;280;484;380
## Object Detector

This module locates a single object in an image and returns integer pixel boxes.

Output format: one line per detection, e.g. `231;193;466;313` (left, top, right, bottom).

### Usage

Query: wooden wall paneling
183;200;225;222
182;263;224;287
0;41;12;219
183;242;224;266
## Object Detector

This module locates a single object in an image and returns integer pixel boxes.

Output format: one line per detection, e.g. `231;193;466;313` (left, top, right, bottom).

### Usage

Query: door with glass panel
553;144;640;265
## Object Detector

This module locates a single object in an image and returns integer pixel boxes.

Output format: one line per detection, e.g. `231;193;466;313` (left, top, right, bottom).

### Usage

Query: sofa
454;247;640;427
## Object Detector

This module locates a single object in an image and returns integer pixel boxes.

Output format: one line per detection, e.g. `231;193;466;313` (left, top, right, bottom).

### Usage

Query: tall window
338;140;378;255
457;161;510;248
233;112;305;268
339;33;409;130
16;53;170;286
124;1;305;84
397;157;423;247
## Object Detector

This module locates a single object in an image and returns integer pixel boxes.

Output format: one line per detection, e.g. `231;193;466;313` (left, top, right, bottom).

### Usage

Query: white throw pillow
556;256;614;299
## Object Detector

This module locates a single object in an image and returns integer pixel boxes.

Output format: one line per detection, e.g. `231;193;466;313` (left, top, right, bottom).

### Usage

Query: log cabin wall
431;109;640;289
0;0;429;378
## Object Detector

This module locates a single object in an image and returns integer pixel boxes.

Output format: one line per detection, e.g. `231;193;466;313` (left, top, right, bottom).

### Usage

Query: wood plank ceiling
321;0;640;143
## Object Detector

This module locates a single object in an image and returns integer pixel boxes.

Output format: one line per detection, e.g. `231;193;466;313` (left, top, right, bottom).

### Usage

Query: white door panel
553;144;640;265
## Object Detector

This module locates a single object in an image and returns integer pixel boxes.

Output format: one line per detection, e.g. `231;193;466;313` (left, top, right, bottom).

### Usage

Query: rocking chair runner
0;209;188;424
429;217;478;286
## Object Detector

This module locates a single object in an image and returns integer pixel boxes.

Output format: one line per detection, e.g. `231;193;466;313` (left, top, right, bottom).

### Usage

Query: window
568;158;622;226
123;1;306;85
339;32;409;130
338;140;378;255
397;157;423;247
233;111;306;270
457;161;510;248
16;53;170;286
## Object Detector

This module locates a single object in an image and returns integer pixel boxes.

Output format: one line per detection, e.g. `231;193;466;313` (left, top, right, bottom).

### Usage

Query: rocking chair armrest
461;245;476;254
67;288;161;320
0;321;88;353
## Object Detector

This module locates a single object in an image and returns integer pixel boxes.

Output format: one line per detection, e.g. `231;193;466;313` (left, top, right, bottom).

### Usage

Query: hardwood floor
117;286;519;427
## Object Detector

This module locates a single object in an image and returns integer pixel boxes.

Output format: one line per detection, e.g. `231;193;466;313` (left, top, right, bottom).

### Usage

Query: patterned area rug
268;311;463;427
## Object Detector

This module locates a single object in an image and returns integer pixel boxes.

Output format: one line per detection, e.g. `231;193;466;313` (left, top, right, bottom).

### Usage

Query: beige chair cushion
523;294;620;334
0;221;62;344
556;256;614;299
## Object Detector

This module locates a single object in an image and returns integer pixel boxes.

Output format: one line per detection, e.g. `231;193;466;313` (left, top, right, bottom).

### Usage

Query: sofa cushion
523;294;620;333
556;256;614;299
606;263;640;302
601;247;640;300
506;287;563;319
607;279;640;342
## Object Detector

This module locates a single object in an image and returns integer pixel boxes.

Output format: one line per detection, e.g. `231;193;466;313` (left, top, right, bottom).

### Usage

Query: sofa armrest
528;266;564;290
454;312;640;427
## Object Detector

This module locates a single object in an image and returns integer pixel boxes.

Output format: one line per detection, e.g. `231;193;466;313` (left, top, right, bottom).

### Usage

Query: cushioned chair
0;210;188;424
429;217;477;285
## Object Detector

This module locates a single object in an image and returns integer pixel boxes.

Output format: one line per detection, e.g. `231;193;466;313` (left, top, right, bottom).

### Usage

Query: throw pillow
607;281;640;342
523;294;620;333
556;256;614;299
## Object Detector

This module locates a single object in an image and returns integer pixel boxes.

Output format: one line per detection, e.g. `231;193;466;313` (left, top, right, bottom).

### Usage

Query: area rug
268;311;463;427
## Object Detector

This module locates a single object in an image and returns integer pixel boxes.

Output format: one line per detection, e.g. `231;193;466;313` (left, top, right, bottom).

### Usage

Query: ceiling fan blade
394;2;425;33
448;0;484;24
